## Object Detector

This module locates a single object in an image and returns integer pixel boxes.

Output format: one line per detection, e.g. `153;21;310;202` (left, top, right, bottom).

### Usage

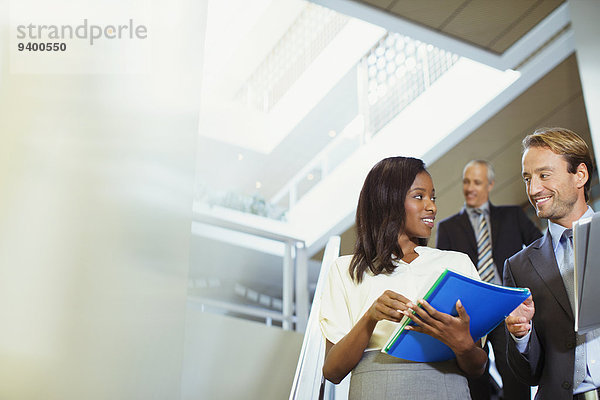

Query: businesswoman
319;156;487;399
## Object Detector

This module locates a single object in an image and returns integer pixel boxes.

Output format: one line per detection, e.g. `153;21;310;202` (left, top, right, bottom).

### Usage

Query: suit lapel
529;232;574;320
489;204;503;276
489;203;500;250
458;209;477;255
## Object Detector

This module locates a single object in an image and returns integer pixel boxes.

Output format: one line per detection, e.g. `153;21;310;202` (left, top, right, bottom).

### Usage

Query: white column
0;3;204;399
295;242;309;332
568;0;600;155
282;241;294;330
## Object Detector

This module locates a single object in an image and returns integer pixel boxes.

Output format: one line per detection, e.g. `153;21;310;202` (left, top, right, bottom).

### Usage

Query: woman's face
402;171;437;240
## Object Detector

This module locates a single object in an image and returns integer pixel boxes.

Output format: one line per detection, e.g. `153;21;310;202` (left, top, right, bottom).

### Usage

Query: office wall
181;307;303;400
0;1;204;398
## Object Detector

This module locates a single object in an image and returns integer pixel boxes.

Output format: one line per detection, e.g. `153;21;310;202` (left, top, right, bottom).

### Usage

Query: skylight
196;0;521;244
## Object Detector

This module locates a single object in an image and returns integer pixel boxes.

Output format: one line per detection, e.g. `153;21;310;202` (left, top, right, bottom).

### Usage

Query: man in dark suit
437;159;541;400
504;127;600;400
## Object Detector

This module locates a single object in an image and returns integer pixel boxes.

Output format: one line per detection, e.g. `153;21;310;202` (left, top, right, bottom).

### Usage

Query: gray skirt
349;351;472;400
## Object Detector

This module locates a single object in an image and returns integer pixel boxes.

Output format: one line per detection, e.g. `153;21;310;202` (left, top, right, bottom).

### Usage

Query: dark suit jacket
436;203;542;276
503;232;577;400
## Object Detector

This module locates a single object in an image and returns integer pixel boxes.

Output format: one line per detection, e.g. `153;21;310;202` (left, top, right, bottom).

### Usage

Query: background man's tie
475;209;494;282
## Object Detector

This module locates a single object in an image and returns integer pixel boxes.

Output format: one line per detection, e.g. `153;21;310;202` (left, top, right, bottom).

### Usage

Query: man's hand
505;294;534;338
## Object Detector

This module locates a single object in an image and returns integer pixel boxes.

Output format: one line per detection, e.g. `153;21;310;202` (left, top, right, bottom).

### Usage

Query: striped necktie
474;209;494;282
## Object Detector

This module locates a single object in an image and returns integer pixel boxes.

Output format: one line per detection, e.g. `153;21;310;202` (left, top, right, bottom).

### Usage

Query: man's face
521;146;582;225
462;164;493;208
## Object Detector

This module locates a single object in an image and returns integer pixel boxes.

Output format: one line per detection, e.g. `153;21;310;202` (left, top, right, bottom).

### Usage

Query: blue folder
382;269;530;362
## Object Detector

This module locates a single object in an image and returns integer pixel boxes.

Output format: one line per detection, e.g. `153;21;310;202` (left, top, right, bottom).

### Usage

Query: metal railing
289;236;341;400
192;204;309;331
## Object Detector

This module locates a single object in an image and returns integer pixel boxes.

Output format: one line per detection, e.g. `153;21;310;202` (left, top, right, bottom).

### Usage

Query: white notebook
573;211;600;333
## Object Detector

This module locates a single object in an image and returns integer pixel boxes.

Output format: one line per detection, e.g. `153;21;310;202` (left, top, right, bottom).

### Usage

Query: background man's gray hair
463;160;495;183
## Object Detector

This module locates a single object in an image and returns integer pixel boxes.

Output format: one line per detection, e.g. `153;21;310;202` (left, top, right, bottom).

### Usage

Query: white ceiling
192;0;594;306
196;0;387;199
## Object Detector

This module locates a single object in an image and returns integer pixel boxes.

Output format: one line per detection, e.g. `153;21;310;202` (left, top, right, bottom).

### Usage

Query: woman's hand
323;289;410;384
404;299;473;352
403;299;487;376
366;290;412;324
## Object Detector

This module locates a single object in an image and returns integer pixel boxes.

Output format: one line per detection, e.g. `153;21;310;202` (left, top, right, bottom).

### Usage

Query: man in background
437;159;541;400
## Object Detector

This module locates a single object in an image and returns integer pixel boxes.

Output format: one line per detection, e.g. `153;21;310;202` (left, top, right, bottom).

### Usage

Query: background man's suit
437;203;542;400
503;232;578;400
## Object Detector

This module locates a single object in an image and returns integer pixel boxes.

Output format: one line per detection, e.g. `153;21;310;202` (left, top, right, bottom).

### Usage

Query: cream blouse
319;246;480;350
